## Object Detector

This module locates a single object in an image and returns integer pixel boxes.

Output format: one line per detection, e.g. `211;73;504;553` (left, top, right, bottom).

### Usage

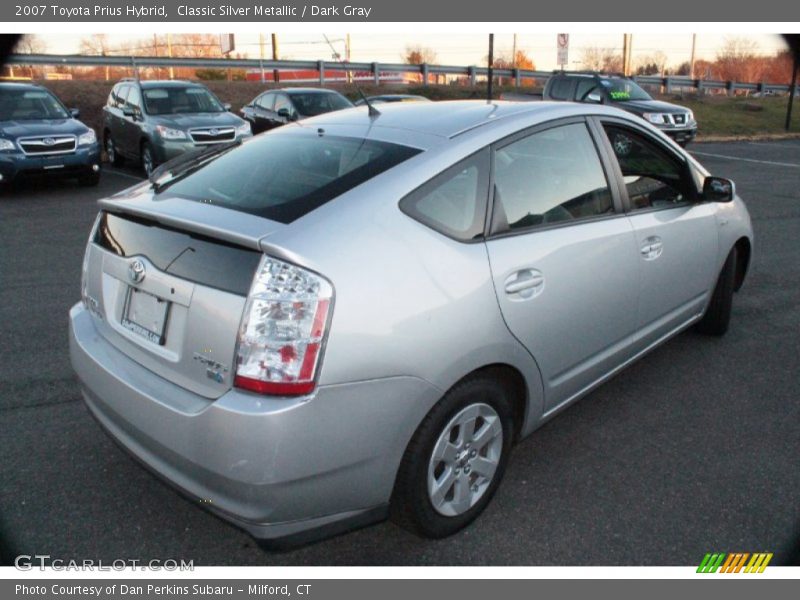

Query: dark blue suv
0;83;101;186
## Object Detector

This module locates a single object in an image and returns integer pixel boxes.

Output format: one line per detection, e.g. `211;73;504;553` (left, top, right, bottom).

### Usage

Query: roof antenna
322;33;380;118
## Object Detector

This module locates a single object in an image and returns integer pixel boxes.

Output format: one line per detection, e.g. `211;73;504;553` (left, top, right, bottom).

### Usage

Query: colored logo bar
697;552;773;573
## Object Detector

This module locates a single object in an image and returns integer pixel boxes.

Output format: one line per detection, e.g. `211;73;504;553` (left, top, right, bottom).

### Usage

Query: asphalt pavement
0;142;798;566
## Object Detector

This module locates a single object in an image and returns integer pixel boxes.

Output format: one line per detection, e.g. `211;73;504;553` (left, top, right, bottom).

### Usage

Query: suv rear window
157;132;422;223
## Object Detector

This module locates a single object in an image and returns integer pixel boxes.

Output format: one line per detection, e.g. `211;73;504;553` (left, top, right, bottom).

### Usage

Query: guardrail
6;53;800;95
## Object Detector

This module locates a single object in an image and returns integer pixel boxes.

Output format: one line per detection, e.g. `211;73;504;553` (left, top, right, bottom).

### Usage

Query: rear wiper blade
149;139;242;189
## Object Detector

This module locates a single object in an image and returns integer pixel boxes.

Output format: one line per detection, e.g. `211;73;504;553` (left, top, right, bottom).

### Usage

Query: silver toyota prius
69;100;753;547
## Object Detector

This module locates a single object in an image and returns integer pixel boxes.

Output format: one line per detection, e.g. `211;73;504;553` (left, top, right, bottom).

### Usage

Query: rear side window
548;78;574;101
256;93;274;110
400;149;490;242
157;132;422;223
492;122;613;232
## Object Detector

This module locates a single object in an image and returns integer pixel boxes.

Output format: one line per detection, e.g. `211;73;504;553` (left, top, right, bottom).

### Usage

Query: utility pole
487;33;494;102
622;34;628;75
512;33;517;67
689;33;697;79
271;33;280;84
628;34;633;75
346;33;352;83
167;33;174;79
259;33;265;83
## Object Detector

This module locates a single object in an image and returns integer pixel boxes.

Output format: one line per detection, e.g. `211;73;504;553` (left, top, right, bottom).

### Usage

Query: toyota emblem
43;137;56;146
128;259;146;284
209;128;219;136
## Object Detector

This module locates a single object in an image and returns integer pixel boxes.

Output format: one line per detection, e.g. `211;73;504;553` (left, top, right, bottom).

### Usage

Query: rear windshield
0;88;69;121
601;79;653;102
143;86;224;115
291;93;353;116
157;132;422;223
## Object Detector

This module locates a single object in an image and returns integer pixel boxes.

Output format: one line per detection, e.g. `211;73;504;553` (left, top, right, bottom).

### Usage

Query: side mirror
586;92;602;104
69;108;80;118
223;102;232;111
703;176;735;203
276;107;291;119
122;106;136;118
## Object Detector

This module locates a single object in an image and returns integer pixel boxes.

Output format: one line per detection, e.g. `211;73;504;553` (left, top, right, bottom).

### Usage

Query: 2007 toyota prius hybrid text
69;101;753;547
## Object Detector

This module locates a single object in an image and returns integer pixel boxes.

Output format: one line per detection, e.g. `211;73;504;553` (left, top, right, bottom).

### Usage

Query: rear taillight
234;255;333;396
81;213;102;309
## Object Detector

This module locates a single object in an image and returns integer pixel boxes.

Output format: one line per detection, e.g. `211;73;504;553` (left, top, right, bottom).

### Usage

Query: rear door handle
504;269;544;299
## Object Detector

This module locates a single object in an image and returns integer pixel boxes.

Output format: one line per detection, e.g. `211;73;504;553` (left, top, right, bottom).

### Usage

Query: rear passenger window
257;93;275;110
400;149;490;242
548;78;574;101
492;122;613;232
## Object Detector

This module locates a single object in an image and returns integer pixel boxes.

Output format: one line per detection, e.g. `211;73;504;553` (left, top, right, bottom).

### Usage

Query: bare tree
715;37;765;83
580;46;623;72
403;45;438;65
13;35;48;79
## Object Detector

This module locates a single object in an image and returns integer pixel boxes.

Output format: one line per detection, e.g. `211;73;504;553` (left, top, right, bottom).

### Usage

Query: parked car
544;71;698;146
103;79;252;177
0;82;101;186
354;94;431;106
70;101;752;548
240;87;353;134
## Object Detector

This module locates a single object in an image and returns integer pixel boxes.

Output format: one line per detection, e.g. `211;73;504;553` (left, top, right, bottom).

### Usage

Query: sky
33;33;789;72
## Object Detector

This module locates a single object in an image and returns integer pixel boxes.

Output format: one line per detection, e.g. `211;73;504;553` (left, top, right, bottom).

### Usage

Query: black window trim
485;116;627;240
398;147;491;244
590;115;700;215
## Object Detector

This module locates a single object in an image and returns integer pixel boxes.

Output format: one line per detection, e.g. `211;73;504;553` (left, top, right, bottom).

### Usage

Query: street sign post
557;33;569;68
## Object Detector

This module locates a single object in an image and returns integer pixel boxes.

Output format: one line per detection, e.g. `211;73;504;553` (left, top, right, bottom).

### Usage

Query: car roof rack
551;70;631;79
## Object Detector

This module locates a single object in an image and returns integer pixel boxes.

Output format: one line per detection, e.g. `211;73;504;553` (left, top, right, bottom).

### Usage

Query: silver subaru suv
70;100;753;547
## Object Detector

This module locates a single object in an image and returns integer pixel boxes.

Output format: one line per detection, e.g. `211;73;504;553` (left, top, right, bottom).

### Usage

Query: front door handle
504;269;544;299
640;236;664;261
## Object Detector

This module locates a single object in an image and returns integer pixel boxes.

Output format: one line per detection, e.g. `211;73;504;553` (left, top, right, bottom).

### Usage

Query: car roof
0;82;46;92
279;88;344;95
136;80;208;88
301;100;616;140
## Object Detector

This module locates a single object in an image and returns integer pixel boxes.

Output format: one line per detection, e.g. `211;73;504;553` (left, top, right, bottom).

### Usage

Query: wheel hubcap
143;150;153;176
427;402;503;517
106;139;115;162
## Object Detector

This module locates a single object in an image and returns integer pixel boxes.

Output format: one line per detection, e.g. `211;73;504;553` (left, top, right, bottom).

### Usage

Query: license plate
121;287;170;345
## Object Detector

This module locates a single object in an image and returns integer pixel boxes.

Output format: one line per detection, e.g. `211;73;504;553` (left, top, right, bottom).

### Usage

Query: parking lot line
103;168;145;181
690;151;800;168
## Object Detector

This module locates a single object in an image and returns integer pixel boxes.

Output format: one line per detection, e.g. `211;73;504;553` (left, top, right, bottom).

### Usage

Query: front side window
291;93;352;117
400;149;489;242
0;87;69;121
492;122;613;232
602;124;689;210
156;132;422;224
142;86;224;115
273;94;294;116
126;86;141;111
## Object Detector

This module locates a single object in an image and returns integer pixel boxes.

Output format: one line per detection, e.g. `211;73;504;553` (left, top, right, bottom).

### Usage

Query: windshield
291;93;353;116
600;79;653;102
157;132;421;223
0;88;70;121
142;86;224;115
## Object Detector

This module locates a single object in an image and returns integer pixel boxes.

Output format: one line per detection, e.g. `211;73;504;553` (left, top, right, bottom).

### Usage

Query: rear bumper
68;303;440;544
0;143;101;182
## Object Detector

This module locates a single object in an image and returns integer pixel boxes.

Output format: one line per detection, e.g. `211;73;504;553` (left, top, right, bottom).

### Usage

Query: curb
695;133;800;143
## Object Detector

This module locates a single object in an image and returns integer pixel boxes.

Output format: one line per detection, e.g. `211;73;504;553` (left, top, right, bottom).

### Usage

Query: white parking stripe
103;168;145;181
690;150;800;168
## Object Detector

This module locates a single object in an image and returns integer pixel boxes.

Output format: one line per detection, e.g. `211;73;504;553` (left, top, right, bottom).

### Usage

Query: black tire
105;133;123;166
78;171;101;187
696;247;737;336
391;376;514;538
141;141;155;177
